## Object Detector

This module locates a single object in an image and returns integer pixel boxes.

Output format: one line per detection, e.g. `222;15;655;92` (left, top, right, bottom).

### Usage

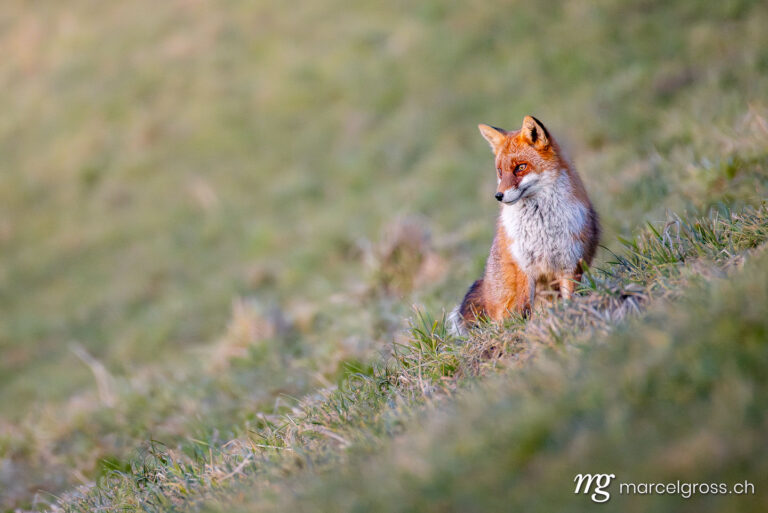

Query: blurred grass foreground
1;0;768;511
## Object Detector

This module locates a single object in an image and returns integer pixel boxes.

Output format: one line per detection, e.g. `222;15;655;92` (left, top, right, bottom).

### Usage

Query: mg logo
574;473;616;503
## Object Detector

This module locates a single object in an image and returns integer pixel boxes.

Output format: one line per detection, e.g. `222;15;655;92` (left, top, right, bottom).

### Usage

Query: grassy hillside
56;206;768;513
1;0;767;511
241;217;768;513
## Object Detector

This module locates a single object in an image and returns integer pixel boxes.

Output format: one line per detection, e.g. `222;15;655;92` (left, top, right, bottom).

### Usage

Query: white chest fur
501;172;588;278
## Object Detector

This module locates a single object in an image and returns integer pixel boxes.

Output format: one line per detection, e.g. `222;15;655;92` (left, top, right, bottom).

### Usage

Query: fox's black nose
495;192;504;201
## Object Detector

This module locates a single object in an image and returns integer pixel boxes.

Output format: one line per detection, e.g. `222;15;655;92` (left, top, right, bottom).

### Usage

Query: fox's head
478;116;563;205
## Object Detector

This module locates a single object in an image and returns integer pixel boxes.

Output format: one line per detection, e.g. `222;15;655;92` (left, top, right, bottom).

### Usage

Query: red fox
450;116;600;334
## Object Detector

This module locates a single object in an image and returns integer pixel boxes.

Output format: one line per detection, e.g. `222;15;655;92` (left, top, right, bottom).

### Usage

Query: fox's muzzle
498;185;531;205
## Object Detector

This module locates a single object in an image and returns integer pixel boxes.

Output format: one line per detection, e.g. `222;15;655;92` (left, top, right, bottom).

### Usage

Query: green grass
1;0;768;511
242;237;768;513
53;206;768;513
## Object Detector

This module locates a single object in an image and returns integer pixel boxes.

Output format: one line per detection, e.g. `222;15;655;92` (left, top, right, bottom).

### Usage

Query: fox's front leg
559;274;577;300
523;275;536;318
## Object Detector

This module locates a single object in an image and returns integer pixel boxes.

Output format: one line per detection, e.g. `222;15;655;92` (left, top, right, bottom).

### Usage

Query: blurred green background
1;0;767;510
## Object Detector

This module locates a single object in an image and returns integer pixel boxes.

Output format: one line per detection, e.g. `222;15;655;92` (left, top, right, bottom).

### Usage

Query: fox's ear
478;124;507;152
521;116;550;150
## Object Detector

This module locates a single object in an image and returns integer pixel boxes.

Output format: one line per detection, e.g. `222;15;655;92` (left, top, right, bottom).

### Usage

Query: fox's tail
447;306;468;337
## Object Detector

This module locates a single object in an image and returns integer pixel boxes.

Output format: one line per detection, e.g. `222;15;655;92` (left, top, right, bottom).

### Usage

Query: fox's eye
514;163;527;175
